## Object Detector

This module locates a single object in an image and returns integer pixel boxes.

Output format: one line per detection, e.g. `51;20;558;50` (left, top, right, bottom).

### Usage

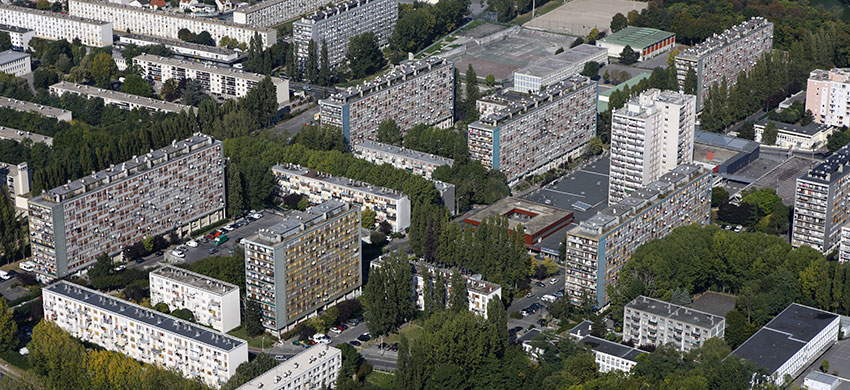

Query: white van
0;271;10;280
19;261;34;272
541;294;557;303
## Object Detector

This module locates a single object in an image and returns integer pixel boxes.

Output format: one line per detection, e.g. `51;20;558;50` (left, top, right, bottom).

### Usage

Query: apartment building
373;258;502;318
0;4;112;47
0;126;52;146
792;143;850;253
68;0;276;48
243;200;361;335
50;81;194;114
43;281;248;388
352;140;453;180
28;134;225;282
293;0;397;69
579;335;646;373
134;54;289;106
840;226;850;263
753;119;835;151
434;180;455;215
806;68;850;128
623;296;725;352
730;303;839;385
675;17;774;110
150;265;241;332
596;26;675;61
0;24;34;51
0;50;29;76
468;75;596;184
319;57;453;144
117;33;245;65
513;44;607;93
0;96;72;122
0;161;30;210
273;164;411;232
233;0;326;28
609;89;696;203
236;345;341;390
565;164;711;308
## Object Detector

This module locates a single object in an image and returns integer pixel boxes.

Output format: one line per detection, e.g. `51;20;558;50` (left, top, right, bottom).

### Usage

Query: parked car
390;343;398;352
329;326;343;335
251;213;263;219
534;281;545;288
186;240;199;248
0;271;10;281
135;258;145;264
349;340;361;347
553;289;565;298
171;250;185;258
19;261;35;272
541;294;557;303
6;270;17;278
734;225;744;233
113;265;126;272
549;278;559;285
205;232;217;239
525;291;534;298
274;355;287;362
208;248;218;255
222;225;235;232
156;251;164;257
357;333;371;342
537;318;548;327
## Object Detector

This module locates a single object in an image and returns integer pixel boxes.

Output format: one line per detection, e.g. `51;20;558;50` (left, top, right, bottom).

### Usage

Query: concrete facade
807;69;850;128
150;265;241;332
0;4;112;47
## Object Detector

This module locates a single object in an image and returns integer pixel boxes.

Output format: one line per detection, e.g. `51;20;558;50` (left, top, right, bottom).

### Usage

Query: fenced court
524;0;647;36
450;27;573;81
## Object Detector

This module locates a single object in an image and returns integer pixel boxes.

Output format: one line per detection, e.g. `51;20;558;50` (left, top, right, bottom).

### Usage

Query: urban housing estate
806;68;850;128
512;44;607;93
0;4;112;47
319;57;454;144
792;143;850;253
233;0;327;28
623;295;725;352
43;281;248;388
150;265;241;333
235;345;341;390
565;164;711;308
0;24;35;51
243;200;361;335
28;134;225;281
352;140;453;180
50;81;194;114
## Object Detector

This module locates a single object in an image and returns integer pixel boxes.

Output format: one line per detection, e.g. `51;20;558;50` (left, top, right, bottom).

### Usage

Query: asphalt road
275;105;319;138
0;276;28;302
507;269;566;335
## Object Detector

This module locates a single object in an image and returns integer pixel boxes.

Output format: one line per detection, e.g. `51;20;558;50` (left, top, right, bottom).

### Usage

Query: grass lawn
366;371;394;389
228;327;278;349
383;323;424;345
512;0;563;25
0;350;31;370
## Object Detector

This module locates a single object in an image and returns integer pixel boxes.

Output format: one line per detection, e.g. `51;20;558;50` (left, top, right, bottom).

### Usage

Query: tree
610;13;628;33
362;250;414;335
227;163;245;217
802;109;815;126
154;302;170;313
376;119;403;146
297;196;309;211
120;73;153;97
485;74;496;87
586;28;600;45
603;69;610;83
88;52;116;88
33;68;58;91
361;209;377;228
822;360;830;373
287;43;299;81
319;40;331;86
171;308;195;322
587;137;604;156
711;187;729;207
828;130;850;152
738;121;755;140
36;0;50;10
306;40;319;84
0;298;16;351
0;32;11;51
684;66;697;95
465;64;479;120
449;270;468;312
570;37;584;48
28;321;87;390
160;78;181;101
244;299;264;337
182;79;209;105
761;121;778;145
619;45;639;65
347;33;384;80
580;61;600;78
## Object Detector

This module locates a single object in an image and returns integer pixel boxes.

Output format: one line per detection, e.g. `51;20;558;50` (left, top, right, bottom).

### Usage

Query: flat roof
134;54;284;84
756;118;834;137
739;156;817;206
580;335;645;362
517;329;541;344
248;200;348;246
0;50;27;66
151;265;239;296
694;130;759;153
0;23;32;33
569;319;593;338
514;44;606;78
678;17;771;61
598;26;675;49
324;57;448;104
46;281;246;352
353;140;453;167
627;296;725;328
472;75;592;128
463;196;573;236
0;3;111;26
117;33;242;56
731;303;838;374
236;345;340;390
70;0;272;30
50;81;193;114
521;157;610;224
691;292;736;318
0;96;71;120
272;164;407;200
799;143;850;185
0;126;52;145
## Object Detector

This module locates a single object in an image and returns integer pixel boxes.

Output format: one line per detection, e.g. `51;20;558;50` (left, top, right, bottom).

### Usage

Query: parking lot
507;269;566;339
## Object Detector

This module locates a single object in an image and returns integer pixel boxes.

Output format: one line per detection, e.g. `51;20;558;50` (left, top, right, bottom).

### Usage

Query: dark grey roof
569;319;593;338
762;303;838;342
580;335;645;362
249;200;348;246
46;281;246;352
756;119;833;137
517;329;541;344
694;130;759;153
471;75;593;128
627;296;725;328
0;50;27;66
799;142;850;185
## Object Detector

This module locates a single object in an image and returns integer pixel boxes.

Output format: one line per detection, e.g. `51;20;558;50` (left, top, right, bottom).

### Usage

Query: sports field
524;0;647;36
450;28;574;81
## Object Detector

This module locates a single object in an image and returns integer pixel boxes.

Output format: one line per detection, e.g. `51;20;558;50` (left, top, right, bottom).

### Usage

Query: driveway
507;269;566;338
275;105;319;138
0;277;29;302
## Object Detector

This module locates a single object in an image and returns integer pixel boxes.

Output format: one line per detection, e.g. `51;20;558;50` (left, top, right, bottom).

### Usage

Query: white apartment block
579;335;645;373
68;0;276;48
0;126;52;146
623;296;725;353
0;49;29;76
352;140;453;180
793;144;850;253
236;345;341;390
233;0;327;28
0;4;112;47
319;57;453;144
373;258;502;319
513;44;607;93
468;75;597;184
0;24;35;51
134;54;289;106
0;96;72;122
807;68;850;128
293;0;398;70
43;281;249;388
0;161;31;210
609;89;696;203
272;164;411;232
150;265;241;333
841;226;850;263
117;33;245;65
675;17;773;111
50;81;194;114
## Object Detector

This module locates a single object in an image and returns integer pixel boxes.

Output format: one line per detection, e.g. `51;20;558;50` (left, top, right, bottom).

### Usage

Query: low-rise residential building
235;345;341;390
272;164;411;232
806;68;850;128
840;226;850;263
43;281;248;388
150;265;241;333
134;54;289;106
730;303;839;385
565;164;711;308
116;33;245;65
513;44;607;93
468;75;597;184
434;180;455;215
623;296;725;352
596;26;675;61
50;81;194;114
0;4;112;47
352;140;453;180
0;50;29;76
0;96;72;122
754;119;835;150
233;0;327;28
28;133;225;281
0;24;34;51
579;335;646;373
0;126;52;146
0;161;30;210
68;0;276;48
293;0;397;70
792;144;850;253
319;57;453;144
243;200;361;335
463;197;574;249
